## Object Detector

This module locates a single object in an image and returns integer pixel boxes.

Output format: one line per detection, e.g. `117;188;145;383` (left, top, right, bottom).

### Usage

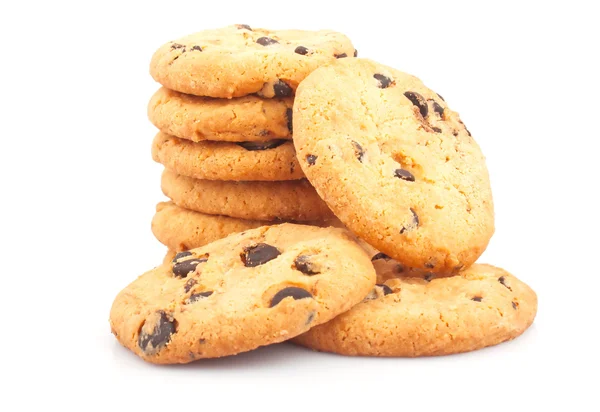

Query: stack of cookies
147;25;355;254
109;25;537;364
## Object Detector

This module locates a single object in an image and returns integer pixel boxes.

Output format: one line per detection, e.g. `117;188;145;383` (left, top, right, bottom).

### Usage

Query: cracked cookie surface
293;58;494;274
161;169;334;221
150;25;355;98
110;224;375;363
148;87;293;142
294;257;537;357
152;132;304;181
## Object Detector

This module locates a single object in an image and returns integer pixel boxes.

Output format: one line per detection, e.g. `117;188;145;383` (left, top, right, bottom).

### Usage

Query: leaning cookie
293;58;494;274
148;88;293;142
294;257;537;357
161;169;334;222
149;25;356;98
152;133;304;181
110;224;376;363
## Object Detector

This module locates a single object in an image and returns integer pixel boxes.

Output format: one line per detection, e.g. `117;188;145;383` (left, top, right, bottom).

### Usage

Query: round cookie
293;58;494;274
152;201;266;251
109;224;376;363
150;25;356;98
148;87;293;142
152;132;304;181
161;169;334;222
294;259;537;357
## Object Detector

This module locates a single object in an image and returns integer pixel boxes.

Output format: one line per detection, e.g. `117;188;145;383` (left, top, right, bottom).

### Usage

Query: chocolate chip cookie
152;133;304;181
149;25;356;98
293;58;495;274
110;224;376;363
294;257;537;356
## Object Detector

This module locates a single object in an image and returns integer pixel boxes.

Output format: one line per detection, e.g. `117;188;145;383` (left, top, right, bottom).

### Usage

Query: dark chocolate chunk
236;24;252;30
335;52;348;58
432;127;442;133
306;311;316;325
172;251;192;262
293;255;320;275
512;301;518;310
424;273;434;282
306;154;317;165
236;140;286;151
190;45;202;52
432;101;444;117
183;278;197;293
498;276;512;291
377;284;393;295
472;296;483;302
270;287;313;307
256;36;278;46
425;262;435;269
173;255;208;278
286;108;293;134
404;91;428;117
352;141;365;162
138;311;176;354
295;46;309;55
394;168;415;182
374;73;393;89
242;243;281;267
187;291;213;304
170;43;185;50
371;252;391;261
273;80;293;97
353;49;358;57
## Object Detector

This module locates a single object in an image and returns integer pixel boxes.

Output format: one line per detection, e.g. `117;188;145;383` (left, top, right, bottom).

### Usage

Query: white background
1;0;599;410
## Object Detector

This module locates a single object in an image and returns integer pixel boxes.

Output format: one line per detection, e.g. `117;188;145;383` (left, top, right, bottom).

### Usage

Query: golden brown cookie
149;25;356;98
151;132;304;181
160;169;333;222
294;258;537;357
148;88;293;142
293;58;495;274
110;224;376;363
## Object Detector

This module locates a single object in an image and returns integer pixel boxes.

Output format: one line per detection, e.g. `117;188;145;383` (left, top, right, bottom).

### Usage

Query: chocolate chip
512;301;518;310
273;80;293;98
187;291;213;304
306;311;316;325
498;276;512;291
472;296;483;302
352;141;364;162
432;101;444;117
236;24;252;30
138;311;176;355
436;93;445;101
190;45;202;52
404;91;428;117
173;255;208;278
172;251;192;262
371;252;391;261
270;287;313;307
306;154;317;165
400;208;419;234
237;140;286;151
295;46;309;55
256;37;278;46
395;264;405;273
377;284;393;295
335;53;348;58
183;278;197;293
170;43;185;50
286;108;293;134
425;262;435;269
432;127;442;133
242;243;281;267
374;73;392;89
353;49;358;57
293;255;320;275
394;168;415;182
424;273;434;282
